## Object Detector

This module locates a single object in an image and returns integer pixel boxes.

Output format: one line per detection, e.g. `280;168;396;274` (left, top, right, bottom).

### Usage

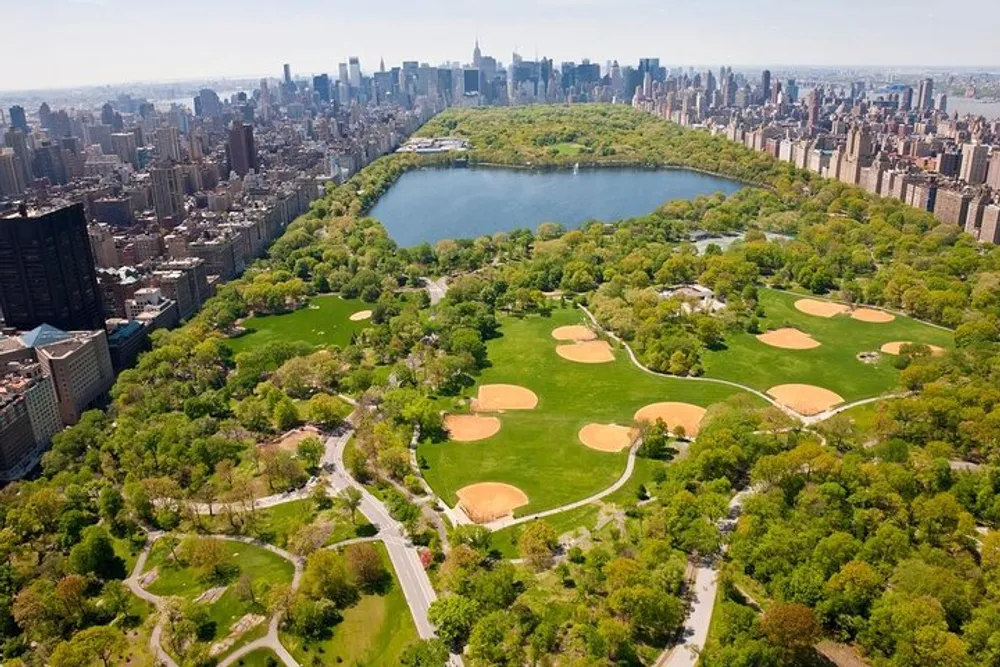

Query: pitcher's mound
795;299;849;318
457;483;529;523
634;402;707;438
444;414;501;442
556;340;615;364
578;423;637;452
767;384;844;416
472;384;539;412
851;308;895;323
756;328;821;350
880;341;945;356
552;325;597;342
349;310;373;322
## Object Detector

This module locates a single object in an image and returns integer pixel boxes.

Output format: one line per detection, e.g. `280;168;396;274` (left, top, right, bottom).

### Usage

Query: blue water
369;167;744;246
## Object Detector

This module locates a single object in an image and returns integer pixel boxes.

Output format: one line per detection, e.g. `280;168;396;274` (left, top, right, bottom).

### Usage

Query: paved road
326;431;441;642
423;277;449;305
658;566;718;667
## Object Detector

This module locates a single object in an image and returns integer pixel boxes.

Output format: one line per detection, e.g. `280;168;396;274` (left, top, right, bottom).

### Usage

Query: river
369;166;744;246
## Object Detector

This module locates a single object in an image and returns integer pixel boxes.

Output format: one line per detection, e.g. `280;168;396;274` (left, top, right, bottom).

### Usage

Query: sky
3;0;999;91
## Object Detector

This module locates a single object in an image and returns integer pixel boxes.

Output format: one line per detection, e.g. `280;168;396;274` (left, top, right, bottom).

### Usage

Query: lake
369;167;744;246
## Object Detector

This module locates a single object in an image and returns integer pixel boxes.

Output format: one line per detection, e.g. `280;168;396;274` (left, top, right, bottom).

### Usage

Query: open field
281;543;417;666
702;289;953;402
227;295;371;354
144;538;294;640
419;306;761;515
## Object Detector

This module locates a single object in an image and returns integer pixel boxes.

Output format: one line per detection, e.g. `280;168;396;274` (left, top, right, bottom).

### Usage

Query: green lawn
702;289;953;402
144;538;294;637
492;504;602;559
227;294;371;354
250;498;374;549
233;648;280;667
281;543;418;666
552;142;585;156
418;307;760;515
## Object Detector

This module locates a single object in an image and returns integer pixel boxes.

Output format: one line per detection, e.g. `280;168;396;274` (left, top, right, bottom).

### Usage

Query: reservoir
370;167;744;246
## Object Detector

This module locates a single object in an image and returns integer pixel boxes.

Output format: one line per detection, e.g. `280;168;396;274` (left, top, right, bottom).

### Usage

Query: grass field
227;294;371;354
144;538;294;638
491;504;602;558
234;648;280;667
418;306;761;515
702;289;953;402
281;543;418;666
250;498;374;549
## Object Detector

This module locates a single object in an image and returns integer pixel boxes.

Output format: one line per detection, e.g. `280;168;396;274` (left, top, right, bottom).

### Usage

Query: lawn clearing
281;543;417;666
227;295;371;354
234;648;281;667
419;307;760;515
703;289;953;402
144;537;294;639
491;504;603;559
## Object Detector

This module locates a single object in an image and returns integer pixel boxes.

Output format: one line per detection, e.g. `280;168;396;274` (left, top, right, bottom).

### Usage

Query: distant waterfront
369;166;744;246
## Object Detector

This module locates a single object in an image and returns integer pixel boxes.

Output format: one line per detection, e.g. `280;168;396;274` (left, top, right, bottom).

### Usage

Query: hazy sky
5;0;999;91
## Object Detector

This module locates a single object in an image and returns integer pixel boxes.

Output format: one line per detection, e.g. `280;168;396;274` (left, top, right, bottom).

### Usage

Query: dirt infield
349;309;373;322
880;341;945;356
578;423;637;452
556;340;615;364
457;482;529;523
634;402;708;438
851;308;895;323
766;384;845;416
262;425;323;453
472;384;539;412
444;414;502;442
551;325;598;342
756;328;821;350
794;299;850;318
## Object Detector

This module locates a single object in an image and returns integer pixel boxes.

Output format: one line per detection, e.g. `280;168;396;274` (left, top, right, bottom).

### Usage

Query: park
227;294;373;354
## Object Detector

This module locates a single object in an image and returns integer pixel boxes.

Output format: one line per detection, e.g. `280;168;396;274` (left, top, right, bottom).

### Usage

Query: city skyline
6;0;1000;92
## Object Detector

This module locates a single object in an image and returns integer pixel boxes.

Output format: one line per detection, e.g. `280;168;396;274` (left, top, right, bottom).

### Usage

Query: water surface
370;167;743;246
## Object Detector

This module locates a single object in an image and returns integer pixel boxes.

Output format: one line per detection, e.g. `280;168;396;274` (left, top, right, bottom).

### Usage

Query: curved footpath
125;533;304;667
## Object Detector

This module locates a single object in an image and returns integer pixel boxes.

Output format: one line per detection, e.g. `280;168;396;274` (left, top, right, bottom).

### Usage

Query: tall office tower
338;63;349;83
154;126;182;162
901;86;914;111
0;203;105;331
960;143;990;185
196;89;222;117
0;150;25;196
110;132;138;167
31;143;68;185
9;106;27;131
349;57;362;88
227;122;257;177
313;74;331;102
781;79;796;103
151;164;186;221
473;39;482;67
283;63;292;85
3;129;32;187
917;78;934;111
937;94;948;113
761;70;771;105
808;88;822;127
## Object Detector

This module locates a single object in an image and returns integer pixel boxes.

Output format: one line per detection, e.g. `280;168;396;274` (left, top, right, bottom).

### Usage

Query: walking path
125;533;304;667
423;276;449;305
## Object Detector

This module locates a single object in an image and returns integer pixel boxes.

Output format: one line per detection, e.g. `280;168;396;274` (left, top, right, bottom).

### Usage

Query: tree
344;542;387;592
272;396;300;432
518;522;559;570
296;436;324;471
301;550;356;606
341;487;363;524
69;526;125;580
427;595;480;647
467;610;525;666
49;627;125;667
400;638;450;667
305;393;349;429
760;602;820;662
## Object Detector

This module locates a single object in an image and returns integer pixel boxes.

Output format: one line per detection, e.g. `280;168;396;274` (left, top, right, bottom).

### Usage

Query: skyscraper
227;122;257;177
151;164;186;221
8;106;27;132
313;74;331;102
0;203;105;332
349;57;362;88
900;86;914;111
473;39;482;67
761;70;771;105
960;143;989;185
154;127;182;162
917;78;934;111
283;63;292;85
